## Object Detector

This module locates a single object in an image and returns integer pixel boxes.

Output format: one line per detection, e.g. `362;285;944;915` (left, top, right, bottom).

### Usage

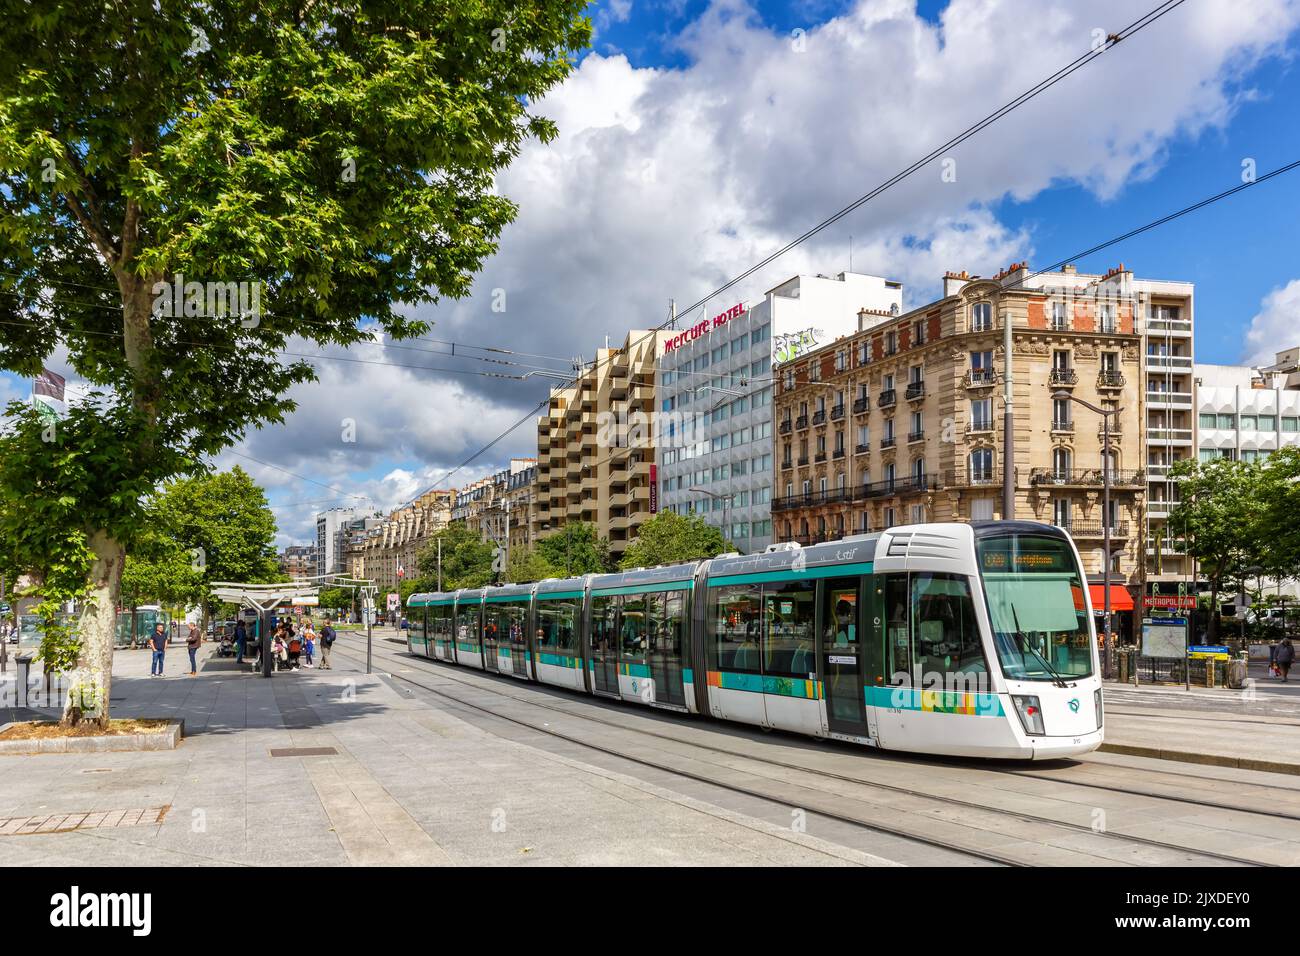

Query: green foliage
0;1;591;715
317;586;355;614
506;547;558;583
415;523;496;590
536;522;613;576
619;510;729;571
151;467;280;590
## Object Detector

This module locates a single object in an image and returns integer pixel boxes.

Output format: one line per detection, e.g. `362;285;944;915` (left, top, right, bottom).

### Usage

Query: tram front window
977;534;1094;681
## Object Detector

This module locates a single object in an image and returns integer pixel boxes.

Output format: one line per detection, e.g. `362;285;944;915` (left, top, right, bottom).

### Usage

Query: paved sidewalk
0;643;871;866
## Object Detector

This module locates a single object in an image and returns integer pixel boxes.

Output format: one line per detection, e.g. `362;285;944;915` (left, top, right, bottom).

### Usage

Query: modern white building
1191;347;1300;598
315;507;361;577
655;271;904;552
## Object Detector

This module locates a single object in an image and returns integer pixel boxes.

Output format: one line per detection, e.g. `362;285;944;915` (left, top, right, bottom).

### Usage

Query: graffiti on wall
773;327;824;365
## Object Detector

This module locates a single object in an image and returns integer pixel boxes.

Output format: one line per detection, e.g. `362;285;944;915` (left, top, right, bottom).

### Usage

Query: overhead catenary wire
398;0;1192;499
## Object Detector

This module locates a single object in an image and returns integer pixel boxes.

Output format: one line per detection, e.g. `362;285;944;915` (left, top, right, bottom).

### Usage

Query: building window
971;398;992;430
972;302;992;331
1052;447;1071;478
1050;300;1069;330
912;320;926;346
970;447;993;482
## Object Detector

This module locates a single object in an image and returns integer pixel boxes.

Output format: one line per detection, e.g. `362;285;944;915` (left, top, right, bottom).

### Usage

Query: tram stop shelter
210;581;320;678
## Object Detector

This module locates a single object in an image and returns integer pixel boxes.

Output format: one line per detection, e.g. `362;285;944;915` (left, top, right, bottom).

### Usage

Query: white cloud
1243;278;1300;366
255;0;1300;540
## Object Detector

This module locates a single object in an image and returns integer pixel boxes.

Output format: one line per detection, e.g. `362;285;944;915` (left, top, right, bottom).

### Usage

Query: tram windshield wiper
1011;604;1069;688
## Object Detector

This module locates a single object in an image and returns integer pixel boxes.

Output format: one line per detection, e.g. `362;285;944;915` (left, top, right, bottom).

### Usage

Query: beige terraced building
534;329;669;560
773;263;1154;597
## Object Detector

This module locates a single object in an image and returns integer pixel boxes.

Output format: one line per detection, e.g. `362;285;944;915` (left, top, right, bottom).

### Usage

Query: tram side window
456;607;479;647
537;598;579;652
657;590;686;657
885;575;910;683
620;595;648;661
709;585;762;673
433;607;449;645
504;603;526;645
762;582;816;678
911;574;987;687
592;595;620;657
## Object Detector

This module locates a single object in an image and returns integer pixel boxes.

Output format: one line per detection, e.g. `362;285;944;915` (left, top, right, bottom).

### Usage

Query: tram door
822;577;869;738
505;604;529;679
482;606;500;673
646;589;687;707
590;595;620;696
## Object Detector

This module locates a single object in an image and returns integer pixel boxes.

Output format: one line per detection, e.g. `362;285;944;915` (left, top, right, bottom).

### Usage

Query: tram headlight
1011;695;1045;736
1095;688;1104;730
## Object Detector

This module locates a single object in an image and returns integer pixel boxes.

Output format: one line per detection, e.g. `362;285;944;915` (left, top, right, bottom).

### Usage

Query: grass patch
0;719;172;740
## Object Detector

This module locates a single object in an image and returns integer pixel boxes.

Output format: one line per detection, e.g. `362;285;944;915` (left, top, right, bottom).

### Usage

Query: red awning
1089;584;1134;612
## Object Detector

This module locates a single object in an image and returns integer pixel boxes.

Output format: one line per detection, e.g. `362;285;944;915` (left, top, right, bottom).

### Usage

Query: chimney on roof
1061;264;1076;274
943;270;970;298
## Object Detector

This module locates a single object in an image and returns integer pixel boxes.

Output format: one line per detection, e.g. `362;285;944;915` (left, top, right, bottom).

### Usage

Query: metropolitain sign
663;302;747;352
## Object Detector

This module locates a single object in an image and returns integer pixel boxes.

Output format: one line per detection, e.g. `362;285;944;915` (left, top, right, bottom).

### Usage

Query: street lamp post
688;487;738;553
1053;390;1122;680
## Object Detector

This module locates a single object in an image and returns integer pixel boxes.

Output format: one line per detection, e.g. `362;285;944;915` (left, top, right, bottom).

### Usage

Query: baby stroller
217;632;235;657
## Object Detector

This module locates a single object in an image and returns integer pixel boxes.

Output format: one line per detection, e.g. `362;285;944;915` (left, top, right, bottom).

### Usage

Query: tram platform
1100;678;1300;775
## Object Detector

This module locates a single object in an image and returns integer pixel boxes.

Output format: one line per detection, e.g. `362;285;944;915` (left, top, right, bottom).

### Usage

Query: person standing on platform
149;623;167;677
319;618;336;670
234;619;247;663
1277;638;1295;683
186;623;201;676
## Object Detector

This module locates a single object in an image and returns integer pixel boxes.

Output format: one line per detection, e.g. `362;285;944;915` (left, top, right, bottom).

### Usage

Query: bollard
15;653;32;708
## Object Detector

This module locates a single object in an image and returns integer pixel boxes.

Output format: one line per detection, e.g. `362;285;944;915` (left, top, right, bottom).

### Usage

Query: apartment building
316;507;361;577
347;489;452;592
452;458;536;557
772;263;1148;604
1188;347;1300;594
278;545;316;578
534;329;669;561
655;272;904;552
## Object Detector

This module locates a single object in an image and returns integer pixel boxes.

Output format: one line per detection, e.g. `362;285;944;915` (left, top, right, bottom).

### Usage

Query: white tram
406;522;1104;759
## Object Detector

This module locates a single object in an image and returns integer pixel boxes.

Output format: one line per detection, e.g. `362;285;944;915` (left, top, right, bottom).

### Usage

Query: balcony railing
831;404;846;421
1051;419;1074;432
881;436;896;449
861;475;937;498
967;419;994;435
1048;368;1078;386
1097;371;1125;389
964;368;997;388
946;468;1000;487
1146;318;1192;335
905;382;926;401
779;419;792;434
907;430;925;443
833;447;846;460
853;397;869;414
1144;353;1193;371
814;451;827;463
855;442;870;455
812;409;827;426
1148;428;1194;444
1145;390;1193;407
1029;468;1146;487
878;389;897;407
1064;520;1130;538
798;456;810;466
796;414;809;429
781;458;793;470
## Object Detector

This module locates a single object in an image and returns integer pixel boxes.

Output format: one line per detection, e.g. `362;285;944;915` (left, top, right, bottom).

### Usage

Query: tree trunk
63;530;125;728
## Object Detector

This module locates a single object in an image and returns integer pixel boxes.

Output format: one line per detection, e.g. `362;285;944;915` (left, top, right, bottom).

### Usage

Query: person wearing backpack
319;618;336;670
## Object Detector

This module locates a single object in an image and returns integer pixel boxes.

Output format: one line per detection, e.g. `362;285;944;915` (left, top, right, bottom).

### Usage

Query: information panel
1141;616;1187;659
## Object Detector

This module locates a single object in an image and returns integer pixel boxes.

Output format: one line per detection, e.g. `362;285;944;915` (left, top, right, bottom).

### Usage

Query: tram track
333;639;1289;867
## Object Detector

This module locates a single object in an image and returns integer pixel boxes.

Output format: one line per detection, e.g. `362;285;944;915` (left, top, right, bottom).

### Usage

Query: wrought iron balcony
1048;368;1078;386
855;443;870;455
881;436;896;449
853;397;869;414
779;419;792;434
1097;371;1125;389
964;368;997;388
905;382;926;401
812;409;827;425
1029;468;1145;487
796;414;809;429
878;389;897;407
831;404;845;421
907;430;925;443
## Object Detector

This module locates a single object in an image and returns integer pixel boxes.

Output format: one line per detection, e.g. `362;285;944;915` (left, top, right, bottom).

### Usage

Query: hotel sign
663;302;746;352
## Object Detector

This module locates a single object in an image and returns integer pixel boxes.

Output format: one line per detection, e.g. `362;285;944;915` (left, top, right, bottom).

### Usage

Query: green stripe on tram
484;594;531;603
707;561;874;587
536;590;586;600
590;581;694;597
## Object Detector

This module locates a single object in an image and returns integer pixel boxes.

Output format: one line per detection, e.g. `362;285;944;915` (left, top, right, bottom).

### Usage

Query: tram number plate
828;655;856;664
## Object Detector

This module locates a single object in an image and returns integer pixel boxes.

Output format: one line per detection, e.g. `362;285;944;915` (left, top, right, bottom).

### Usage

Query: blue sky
9;0;1300;545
